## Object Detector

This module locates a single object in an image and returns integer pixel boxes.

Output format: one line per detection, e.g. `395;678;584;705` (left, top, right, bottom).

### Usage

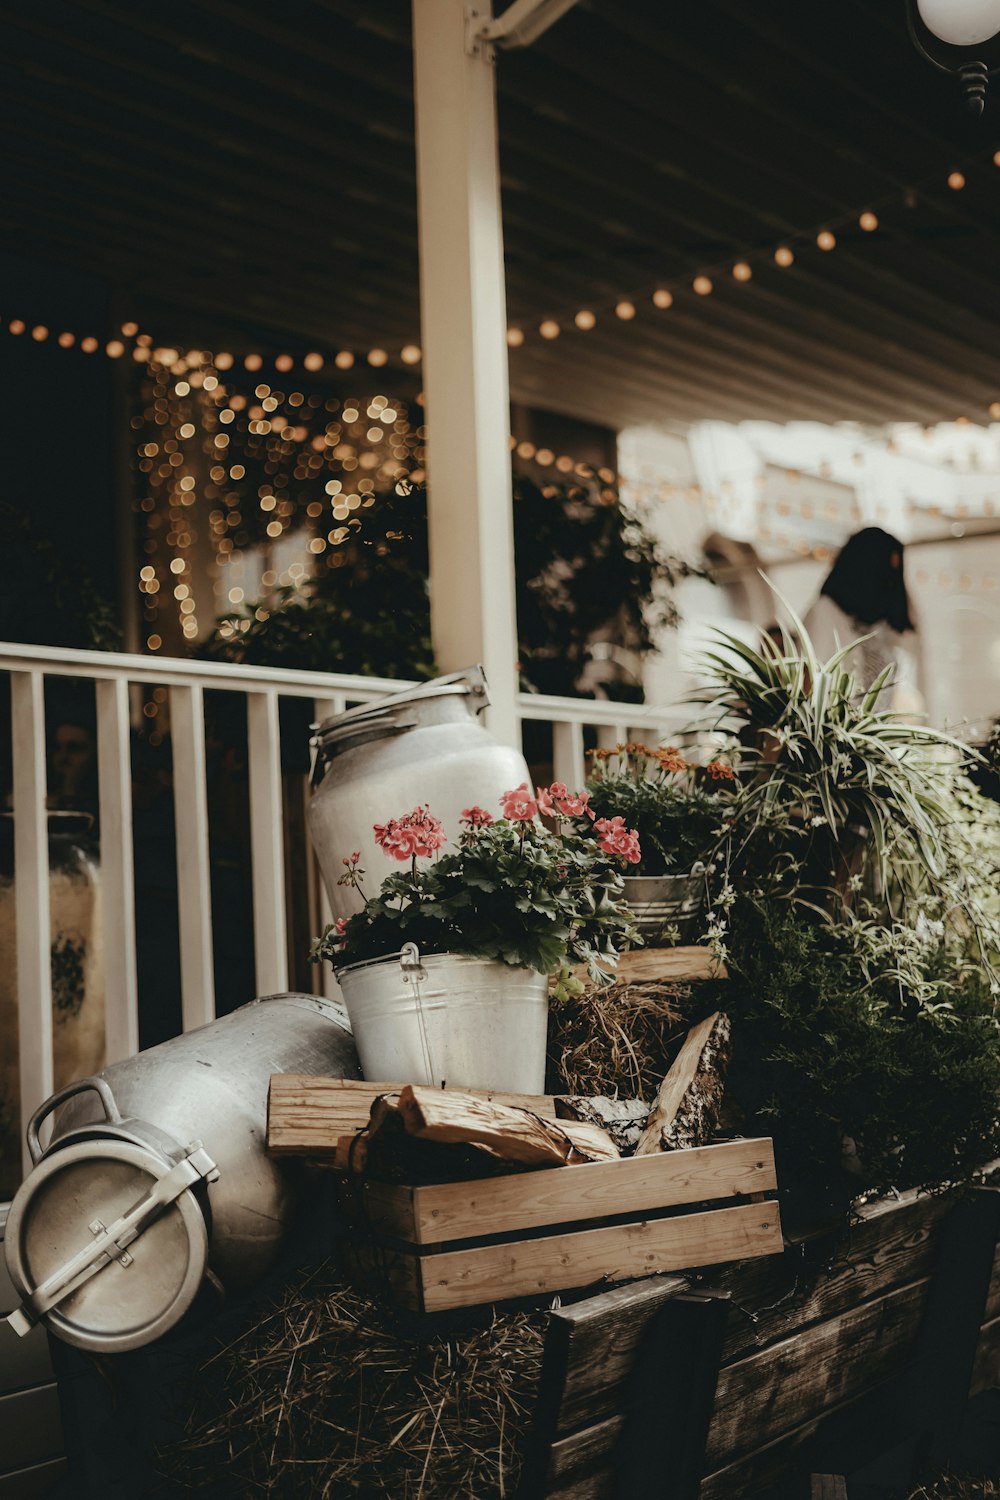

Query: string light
948;171;966;190
31;325;48;341
574;310;596;329
8;320;25;336
335;350;355;368
693;275;713;296
816;230;836;251
506;328;525;348
400;344;422;364
652;289;673;309
614;300;636;320
367;349;388;367
774;246;795;267
732;262;752;282
859;211;879;231
275;354;293;372
538;320;560;339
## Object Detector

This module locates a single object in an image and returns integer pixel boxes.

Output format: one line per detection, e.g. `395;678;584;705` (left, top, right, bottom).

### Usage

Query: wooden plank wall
0;1218;66;1498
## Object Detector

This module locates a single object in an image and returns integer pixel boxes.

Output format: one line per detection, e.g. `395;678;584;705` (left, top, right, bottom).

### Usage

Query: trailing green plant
585;742;736;877
725;892;1000;1200
311;785;639;991
691;607;1000;992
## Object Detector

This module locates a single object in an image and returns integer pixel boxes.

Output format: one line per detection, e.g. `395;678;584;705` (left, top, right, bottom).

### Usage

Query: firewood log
554;1096;650;1155
395;1084;619;1165
634;1011;732;1155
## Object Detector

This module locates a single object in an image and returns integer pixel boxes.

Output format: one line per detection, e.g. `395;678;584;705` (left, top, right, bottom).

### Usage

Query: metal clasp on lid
6;1140;219;1338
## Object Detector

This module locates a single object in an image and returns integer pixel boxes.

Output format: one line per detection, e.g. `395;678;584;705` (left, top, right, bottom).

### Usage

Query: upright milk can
307;666;530;922
4;992;360;1352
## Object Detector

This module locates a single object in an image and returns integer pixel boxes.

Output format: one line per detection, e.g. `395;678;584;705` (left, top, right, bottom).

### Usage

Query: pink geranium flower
500;783;538;821
537;782;594;820
461;806;494;827
594;814;642;865
374;806;447;861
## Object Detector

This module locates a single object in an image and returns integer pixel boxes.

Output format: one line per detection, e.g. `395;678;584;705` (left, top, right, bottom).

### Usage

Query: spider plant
691;598;987;942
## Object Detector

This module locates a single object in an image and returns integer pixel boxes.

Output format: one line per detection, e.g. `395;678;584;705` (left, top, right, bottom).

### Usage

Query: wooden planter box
346;1137;782;1314
522;1178;1000;1500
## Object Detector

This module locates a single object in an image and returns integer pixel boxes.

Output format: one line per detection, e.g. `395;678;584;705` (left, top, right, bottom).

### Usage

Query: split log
266;1074;557;1157
574;946;729;986
634;1011;731;1155
554;1096;649;1155
395;1085;619;1166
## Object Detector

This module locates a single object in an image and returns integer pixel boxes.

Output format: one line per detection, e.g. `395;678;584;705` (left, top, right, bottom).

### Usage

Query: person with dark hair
804;526;915;699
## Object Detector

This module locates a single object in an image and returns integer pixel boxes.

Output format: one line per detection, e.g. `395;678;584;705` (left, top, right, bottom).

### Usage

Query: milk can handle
26;1076;123;1164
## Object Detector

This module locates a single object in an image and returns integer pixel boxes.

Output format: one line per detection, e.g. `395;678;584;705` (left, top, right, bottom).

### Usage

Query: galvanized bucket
623;871;707;946
336;945;549;1094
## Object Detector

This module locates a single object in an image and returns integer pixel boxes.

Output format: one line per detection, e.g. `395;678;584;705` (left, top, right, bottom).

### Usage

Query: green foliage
695;614;1000;995
201;484;435;682
312;816;637;985
725;894;1000;1198
586;743;735;877
206;476;692;695
0;501;120;651
511;475;694;697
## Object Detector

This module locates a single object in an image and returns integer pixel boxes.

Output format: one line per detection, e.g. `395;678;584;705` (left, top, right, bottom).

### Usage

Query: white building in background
621;419;1000;735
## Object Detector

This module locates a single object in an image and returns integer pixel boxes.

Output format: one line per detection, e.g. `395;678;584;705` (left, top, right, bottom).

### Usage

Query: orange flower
656;746;686;773
705;759;735;781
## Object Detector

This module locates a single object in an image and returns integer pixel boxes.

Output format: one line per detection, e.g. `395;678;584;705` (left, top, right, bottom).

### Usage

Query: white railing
1;640;685;1175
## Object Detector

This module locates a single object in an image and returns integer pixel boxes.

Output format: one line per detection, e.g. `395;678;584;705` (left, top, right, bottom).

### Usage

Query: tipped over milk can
307;666;531;923
4;993;360;1352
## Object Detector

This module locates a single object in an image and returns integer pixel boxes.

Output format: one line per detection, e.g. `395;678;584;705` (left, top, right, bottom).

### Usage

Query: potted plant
585;743;736;946
693;617;975;919
311;784;640;1092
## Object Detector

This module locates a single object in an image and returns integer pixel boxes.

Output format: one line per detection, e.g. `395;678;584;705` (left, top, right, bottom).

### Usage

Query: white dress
802;595;902;698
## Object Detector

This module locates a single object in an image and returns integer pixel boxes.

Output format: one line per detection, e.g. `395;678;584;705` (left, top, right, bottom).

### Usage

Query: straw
160;1265;545;1499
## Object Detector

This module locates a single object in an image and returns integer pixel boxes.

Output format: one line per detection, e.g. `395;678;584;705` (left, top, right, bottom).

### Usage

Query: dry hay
161;1263;545;1500
907;1478;1000;1499
546;977;701;1100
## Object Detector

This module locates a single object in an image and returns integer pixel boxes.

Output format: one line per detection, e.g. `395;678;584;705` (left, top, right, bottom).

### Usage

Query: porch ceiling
5;0;1000;430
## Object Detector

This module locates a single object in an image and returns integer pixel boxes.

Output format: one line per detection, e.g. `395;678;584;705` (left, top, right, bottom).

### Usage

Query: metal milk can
4;992;360;1353
307;666;530;923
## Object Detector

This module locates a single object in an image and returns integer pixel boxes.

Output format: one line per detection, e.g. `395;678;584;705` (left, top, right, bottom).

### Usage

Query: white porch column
411;0;520;746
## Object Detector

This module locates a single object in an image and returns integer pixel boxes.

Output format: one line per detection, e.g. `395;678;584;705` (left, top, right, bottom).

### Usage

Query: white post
411;0;520;747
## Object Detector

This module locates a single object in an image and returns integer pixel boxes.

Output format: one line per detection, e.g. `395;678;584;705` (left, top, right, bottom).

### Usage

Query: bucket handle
26;1076;122;1165
399;943;437;1084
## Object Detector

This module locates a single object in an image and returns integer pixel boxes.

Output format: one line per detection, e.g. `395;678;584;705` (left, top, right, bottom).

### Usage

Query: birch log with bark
635;1011;732;1155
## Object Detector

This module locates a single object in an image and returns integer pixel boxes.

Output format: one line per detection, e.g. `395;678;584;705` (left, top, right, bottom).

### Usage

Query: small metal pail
623;871;707;946
336;945;549;1094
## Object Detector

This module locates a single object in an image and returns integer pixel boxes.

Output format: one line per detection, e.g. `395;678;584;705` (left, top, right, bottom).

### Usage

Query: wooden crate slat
716;1191;953;1364
532;1276;689;1440
363;1137;777;1245
416;1201;781;1313
704;1277;929;1468
969;1314;1000;1396
984;1241;1000;1325
266;1074;557;1155
540;1469;614;1500
542;1413;624;1486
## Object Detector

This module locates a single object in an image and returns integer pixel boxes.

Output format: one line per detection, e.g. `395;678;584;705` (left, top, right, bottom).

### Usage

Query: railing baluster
247;690;288;995
552;719;586;789
310;696;345;999
170;683;216;1030
11;671;52;1175
95;677;139;1062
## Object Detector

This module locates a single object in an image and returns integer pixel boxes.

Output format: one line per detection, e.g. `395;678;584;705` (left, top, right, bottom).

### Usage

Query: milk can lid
5;1138;211;1353
311;665;489;765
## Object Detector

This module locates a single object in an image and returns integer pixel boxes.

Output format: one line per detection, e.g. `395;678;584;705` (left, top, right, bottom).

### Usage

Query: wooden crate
267;1074;559;1159
347;1136;782;1314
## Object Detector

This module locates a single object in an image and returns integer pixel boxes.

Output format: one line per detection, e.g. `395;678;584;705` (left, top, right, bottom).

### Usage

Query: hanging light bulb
907;0;1000;114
